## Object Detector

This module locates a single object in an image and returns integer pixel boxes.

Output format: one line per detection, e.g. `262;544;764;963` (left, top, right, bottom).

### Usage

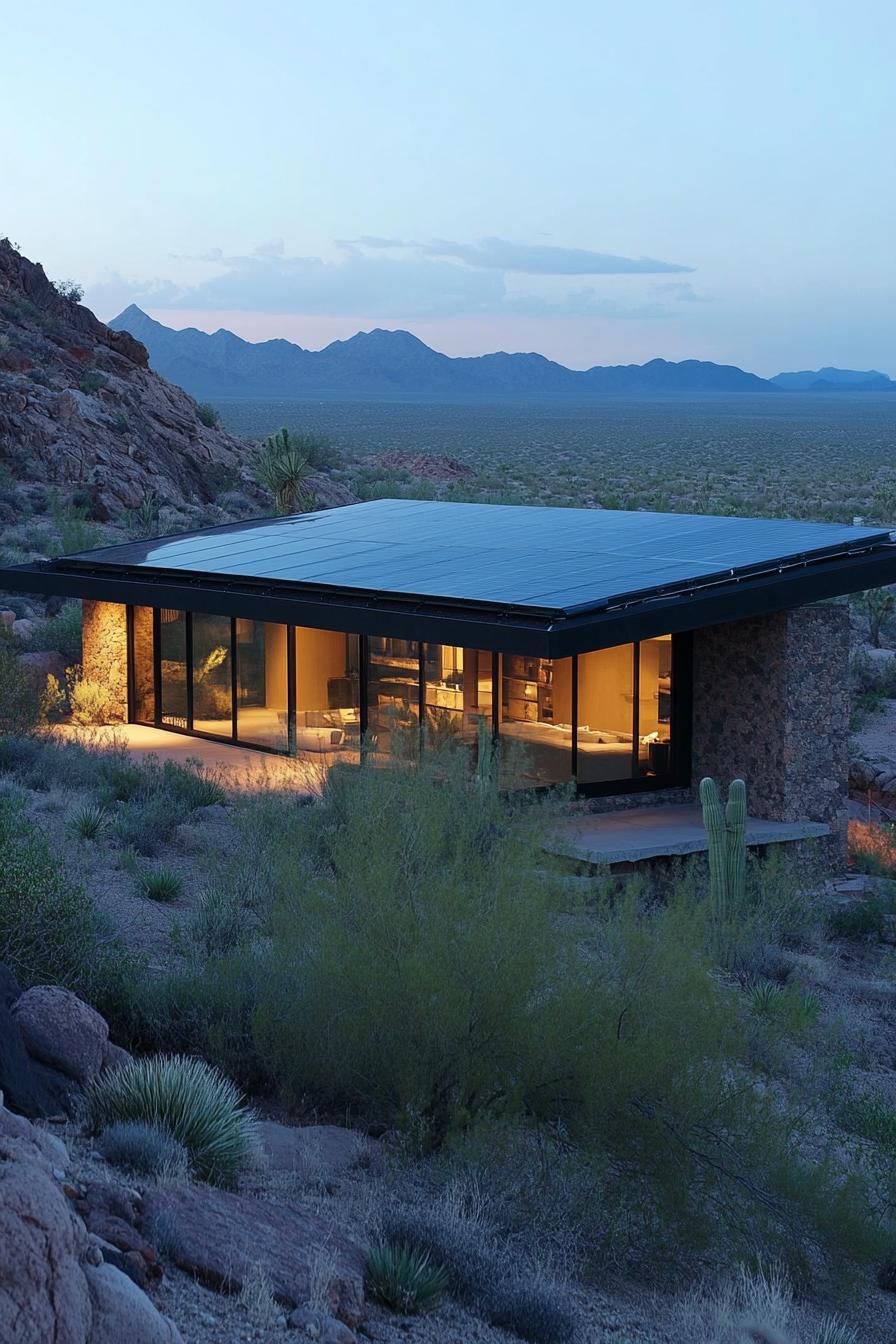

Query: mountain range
110;305;895;402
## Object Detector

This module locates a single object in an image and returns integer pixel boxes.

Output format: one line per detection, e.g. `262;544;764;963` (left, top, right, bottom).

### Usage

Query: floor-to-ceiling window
192;612;233;738
637;634;673;778
422;645;494;756
235;620;289;752
366;637;419;757
128;605;684;789
498;655;573;786
295;627;360;756
158;609;188;728
577;644;637;785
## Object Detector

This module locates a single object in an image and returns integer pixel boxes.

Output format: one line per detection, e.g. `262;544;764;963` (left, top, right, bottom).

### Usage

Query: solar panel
59;499;891;615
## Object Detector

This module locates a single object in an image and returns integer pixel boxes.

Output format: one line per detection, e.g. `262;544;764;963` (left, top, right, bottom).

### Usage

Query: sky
2;0;894;374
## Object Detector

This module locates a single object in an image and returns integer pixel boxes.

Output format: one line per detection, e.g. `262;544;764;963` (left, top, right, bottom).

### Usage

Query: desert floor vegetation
3;703;896;1340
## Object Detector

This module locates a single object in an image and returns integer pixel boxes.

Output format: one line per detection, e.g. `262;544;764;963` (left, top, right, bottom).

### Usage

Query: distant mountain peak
108;309;781;401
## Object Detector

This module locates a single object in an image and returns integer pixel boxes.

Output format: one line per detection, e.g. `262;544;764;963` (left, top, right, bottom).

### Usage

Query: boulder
258;1120;368;1182
84;1262;183;1344
13;984;110;1085
18;648;68;690
0;971;79;1118
141;1186;365;1327
12;617;36;641
101;1041;133;1074
0;1128;92;1344
0;609;15;629
0;1102;69;1170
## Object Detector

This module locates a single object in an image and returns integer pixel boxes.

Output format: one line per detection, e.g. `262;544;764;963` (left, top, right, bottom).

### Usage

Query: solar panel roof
58;498;891;616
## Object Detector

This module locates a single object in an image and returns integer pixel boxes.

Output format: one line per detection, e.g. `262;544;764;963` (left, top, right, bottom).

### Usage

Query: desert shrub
848;819;896;877
28;603;82;663
70;803;109;841
0;734;41;773
68;674;117;726
112;793;183;855
137;866;183;902
23;736;113;791
134;755;226;811
382;1203;574;1341
87;1053;257;1186
98;1120;188;1179
828;895;891;939
196;402;220;428
0;641;41;735
482;1279;574;1344
365;1241;448;1314
98;758;142;803
250;748;884;1274
53;278;84;303
814;1319;859;1344
49;497;104;552
186;885;246;958
0;794;135;1004
255;743;569;1148
78;370;106;396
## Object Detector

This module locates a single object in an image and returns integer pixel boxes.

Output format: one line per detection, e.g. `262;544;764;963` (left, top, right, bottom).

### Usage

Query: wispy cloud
87;235;697;321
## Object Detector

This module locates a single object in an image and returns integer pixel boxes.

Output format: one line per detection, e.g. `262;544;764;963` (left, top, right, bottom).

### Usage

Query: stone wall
81;601;128;721
691;601;849;857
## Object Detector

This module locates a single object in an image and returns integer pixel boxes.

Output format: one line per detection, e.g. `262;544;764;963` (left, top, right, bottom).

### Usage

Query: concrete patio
548;804;830;867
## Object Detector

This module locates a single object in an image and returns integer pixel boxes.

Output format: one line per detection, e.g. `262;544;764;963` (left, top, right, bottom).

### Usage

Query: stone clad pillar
691;601;849;859
81;600;128;721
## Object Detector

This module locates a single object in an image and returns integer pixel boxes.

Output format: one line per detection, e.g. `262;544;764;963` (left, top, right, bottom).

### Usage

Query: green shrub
196;402;220;428
49;497;104;553
136;755;227;811
255;744;567;1148
98;758;142;803
815;1317;859;1344
482;1279;575;1344
0;795;135;1004
98;1120;189;1179
0;642;41;735
78;370;106;395
28;603;82;663
254;428;317;513
828;897;891;940
87;1054;257;1186
137;867;183;903
68;674;117;726
112;794;183;855
365;1241;448;1314
70;803;109;841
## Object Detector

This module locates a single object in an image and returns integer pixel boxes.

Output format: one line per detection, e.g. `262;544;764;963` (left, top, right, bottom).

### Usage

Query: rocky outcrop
13;984;111;1086
0;239;259;518
141;1185;365;1327
0;966;129;1118
0;1103;182;1344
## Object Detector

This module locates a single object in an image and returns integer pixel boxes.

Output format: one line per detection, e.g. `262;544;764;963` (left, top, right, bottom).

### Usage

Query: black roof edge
1;542;895;659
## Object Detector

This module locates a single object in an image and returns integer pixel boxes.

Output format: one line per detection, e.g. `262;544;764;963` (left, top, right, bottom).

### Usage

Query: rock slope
0;239;253;518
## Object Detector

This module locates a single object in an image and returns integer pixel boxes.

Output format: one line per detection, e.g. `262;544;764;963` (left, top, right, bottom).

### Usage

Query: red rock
142;1185;365;1327
13;984;109;1085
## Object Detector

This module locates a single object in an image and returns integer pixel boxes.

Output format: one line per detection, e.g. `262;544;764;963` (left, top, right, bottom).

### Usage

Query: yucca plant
87;1054;257;1186
137;866;183;903
254;428;317;514
815;1315;858;1344
365;1240;449;1314
70;803;109;841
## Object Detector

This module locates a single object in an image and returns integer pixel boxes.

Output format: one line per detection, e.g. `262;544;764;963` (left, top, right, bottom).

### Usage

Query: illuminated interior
128;605;681;791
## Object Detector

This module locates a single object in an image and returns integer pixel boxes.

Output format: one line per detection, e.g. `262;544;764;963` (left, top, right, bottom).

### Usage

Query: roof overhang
2;540;895;657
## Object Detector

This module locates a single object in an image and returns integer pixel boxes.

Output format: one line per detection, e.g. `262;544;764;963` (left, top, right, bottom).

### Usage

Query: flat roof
3;499;896;656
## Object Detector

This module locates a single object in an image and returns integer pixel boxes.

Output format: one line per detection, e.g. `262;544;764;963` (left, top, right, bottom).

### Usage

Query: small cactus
699;776;747;937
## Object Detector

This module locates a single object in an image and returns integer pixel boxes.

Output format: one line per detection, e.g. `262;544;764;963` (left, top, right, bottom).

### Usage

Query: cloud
423;236;694;275
651;281;713;303
86;235;696;321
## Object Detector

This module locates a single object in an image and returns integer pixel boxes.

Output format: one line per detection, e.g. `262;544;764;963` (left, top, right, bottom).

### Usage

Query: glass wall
577;644;636;785
192;612;233;737
295;627;360;756
236;620;289;751
637;634;673;778
158;609;188;727
422;645;493;754
129;605;681;789
131;605;155;724
367;637;419;757
498;655;573;786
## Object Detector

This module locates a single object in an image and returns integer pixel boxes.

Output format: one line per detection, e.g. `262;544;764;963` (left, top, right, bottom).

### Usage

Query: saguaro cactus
699;776;747;933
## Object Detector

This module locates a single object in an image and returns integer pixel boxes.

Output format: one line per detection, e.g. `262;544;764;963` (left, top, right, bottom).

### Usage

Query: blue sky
3;0;894;372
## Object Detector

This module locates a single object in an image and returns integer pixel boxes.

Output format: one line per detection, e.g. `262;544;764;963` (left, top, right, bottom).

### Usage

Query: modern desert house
2;498;896;854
